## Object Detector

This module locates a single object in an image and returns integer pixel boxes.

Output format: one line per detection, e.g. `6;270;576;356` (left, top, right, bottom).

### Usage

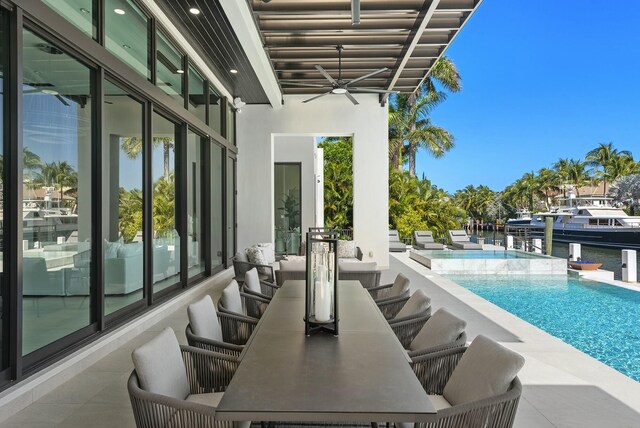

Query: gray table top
216;280;436;423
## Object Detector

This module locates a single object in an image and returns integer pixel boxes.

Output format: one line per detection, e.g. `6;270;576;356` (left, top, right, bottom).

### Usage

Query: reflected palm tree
122;137;174;181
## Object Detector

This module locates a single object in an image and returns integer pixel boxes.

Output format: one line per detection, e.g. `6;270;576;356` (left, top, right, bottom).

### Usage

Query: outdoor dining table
216;280;436;424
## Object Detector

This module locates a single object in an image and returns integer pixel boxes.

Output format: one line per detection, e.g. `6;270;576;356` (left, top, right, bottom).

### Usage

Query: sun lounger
448;230;483;250
389;230;407;252
413;231;445;250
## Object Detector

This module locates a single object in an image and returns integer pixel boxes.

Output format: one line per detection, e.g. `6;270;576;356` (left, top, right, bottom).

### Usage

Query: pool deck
390;251;640;427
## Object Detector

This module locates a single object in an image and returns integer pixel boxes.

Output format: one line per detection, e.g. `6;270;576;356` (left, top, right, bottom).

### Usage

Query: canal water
474;231;640;280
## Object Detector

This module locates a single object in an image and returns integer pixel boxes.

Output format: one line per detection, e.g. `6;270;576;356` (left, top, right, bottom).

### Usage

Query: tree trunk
163;144;170;181
408;144;417;177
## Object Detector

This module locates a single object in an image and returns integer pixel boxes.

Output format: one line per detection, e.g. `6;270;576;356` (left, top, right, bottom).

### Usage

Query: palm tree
565;159;592;196
122;136;174;181
389;92;454;176
419;56;462;95
585;143;632;195
389;56;461;174
536;168;559;209
553;158;571;197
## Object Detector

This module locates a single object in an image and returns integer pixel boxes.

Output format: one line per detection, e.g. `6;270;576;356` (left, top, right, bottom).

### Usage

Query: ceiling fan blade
344;91;359;105
302;91;332;103
56;95;70;106
23;89;40;94
351;0;361;25
347;68;389;85
348;87;399;94
280;81;327;88
315;65;337;84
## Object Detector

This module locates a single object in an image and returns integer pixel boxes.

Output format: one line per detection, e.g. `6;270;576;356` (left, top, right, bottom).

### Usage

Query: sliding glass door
274;163;302;255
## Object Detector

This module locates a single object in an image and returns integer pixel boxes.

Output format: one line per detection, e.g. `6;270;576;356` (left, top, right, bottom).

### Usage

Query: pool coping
391;251;640;413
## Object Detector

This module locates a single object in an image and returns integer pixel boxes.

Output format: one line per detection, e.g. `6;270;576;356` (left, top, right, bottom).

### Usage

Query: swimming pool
418;250;544;259
447;274;640;382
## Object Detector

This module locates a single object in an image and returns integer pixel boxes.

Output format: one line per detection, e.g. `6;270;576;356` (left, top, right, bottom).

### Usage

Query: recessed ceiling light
176;69;184;74
114;8;126;15
122;44;131;49
189;8;200;15
230;69;238;74
41;89;59;96
80;8;90;14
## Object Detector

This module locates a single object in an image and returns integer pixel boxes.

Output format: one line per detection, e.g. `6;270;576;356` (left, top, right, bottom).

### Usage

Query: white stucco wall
237;94;389;267
274;135;317;235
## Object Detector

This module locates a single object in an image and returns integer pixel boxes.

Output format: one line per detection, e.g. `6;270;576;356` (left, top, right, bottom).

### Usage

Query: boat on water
511;193;640;249
506;210;532;226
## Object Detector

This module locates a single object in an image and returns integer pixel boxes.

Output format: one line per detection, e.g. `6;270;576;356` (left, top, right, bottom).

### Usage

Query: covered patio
3;256;640;427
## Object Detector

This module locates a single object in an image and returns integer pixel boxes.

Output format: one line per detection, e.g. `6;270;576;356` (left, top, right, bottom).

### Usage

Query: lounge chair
389;230;407;252
447;230;483;250
413;231;445;250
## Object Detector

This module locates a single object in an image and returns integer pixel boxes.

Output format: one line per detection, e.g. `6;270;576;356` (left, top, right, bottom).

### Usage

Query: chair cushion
187;295;223;342
245;246;266;266
409;308;466;351
389;273;410;297
339;261;377;271
395;290;431;319
244;268;262;294
221;280;244;314
415;231;434;242
279;258;306;271
131;328;189;400
186;391;224;407
235;251;248;263
337;240;357;259
443;335;525;406
428;394;452;411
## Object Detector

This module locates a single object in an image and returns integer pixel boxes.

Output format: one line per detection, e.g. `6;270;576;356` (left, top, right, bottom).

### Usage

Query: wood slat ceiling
251;0;480;95
154;0;270;104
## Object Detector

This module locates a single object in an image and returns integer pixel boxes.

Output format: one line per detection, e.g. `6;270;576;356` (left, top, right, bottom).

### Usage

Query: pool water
446;275;640;382
417;250;544;259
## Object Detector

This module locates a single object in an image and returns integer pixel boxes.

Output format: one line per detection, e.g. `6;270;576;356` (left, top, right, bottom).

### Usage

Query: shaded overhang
155;0;482;108
251;0;482;103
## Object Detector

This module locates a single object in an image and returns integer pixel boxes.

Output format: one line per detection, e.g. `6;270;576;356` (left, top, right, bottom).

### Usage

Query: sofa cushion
337;240;356;259
246;246;266;266
221;280;243;314
395;290;431;319
131;328;189;400
443;335;524;406
339;261;377;271
104;240;122;259
279;258;306;271
257;243;276;264
235;251;248;263
409;308;466;352
117;242;143;258
188;295;223;342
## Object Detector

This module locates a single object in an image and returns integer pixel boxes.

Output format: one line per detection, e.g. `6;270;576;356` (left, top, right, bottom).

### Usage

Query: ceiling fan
280;45;397;105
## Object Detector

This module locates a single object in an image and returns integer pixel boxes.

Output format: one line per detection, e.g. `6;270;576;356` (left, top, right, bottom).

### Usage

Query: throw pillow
337;240;356;259
104;240;122;259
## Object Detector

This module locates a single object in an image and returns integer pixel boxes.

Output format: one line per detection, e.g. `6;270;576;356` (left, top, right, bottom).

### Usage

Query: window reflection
21;29;93;355
105;0;149;79
152;112;180;293
188;67;206;123
156;30;183;103
187;130;204;277
103;80;144;315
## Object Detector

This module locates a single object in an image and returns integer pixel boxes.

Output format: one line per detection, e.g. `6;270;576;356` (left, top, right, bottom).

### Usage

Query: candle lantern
304;230;339;336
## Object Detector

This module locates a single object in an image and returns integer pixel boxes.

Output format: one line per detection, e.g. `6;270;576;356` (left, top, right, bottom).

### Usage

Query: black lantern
304;230;339;336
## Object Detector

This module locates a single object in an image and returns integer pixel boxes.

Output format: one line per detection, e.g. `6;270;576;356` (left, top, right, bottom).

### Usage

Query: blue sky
419;0;640;193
